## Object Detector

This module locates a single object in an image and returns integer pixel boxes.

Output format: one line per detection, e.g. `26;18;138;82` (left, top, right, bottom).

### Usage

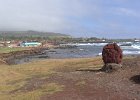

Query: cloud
115;7;140;17
0;0;101;34
0;0;139;38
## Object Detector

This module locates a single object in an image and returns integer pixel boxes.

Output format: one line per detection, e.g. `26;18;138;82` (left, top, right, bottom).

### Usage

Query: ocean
13;42;140;64
45;42;140;59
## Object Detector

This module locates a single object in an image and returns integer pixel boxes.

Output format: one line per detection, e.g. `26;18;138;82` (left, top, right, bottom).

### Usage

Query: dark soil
5;56;140;100
40;56;140;100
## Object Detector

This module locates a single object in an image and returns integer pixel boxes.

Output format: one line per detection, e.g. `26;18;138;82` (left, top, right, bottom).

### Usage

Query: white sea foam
119;42;140;50
118;42;132;46
64;42;140;56
98;53;102;56
79;49;84;51
99;50;140;55
131;45;140;49
93;43;108;46
120;46;134;50
123;50;140;55
70;43;108;46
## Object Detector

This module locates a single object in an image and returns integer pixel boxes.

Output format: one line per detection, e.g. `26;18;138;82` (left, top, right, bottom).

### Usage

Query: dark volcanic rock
102;43;123;64
101;63;122;73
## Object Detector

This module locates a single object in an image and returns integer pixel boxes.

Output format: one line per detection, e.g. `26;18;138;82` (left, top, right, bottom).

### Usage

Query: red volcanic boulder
102;43;123;64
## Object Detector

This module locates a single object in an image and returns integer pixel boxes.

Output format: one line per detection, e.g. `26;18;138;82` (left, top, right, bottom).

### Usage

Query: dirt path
40;57;140;100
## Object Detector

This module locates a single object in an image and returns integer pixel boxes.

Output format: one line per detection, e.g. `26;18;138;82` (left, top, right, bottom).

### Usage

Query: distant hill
0;30;70;38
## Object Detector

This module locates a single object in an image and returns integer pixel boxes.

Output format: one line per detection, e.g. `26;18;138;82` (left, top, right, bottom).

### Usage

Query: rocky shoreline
0;45;139;65
0;45;78;65
0;47;47;65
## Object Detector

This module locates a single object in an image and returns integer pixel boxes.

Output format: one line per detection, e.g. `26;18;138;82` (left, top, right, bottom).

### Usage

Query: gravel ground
40;56;140;100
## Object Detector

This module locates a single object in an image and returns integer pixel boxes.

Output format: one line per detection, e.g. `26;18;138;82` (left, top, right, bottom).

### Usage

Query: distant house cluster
134;39;140;42
0;39;58;48
6;41;42;48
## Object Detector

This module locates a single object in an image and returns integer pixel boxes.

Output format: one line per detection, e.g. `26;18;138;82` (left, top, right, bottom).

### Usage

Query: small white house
134;39;140;42
20;42;42;47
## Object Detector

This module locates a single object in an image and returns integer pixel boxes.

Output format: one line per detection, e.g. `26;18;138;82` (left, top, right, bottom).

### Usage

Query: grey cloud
0;0;101;32
115;7;140;17
0;0;139;38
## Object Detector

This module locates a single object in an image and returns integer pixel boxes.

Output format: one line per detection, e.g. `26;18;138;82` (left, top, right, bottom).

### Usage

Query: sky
0;0;140;38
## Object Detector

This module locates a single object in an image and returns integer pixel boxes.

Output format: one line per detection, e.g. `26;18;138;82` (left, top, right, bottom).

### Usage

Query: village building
0;43;4;47
20;41;42;47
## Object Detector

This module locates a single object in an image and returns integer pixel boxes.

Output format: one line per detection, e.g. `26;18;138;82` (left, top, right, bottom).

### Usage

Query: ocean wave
120;46;134;50
98;50;140;56
131;45;140;49
119;42;140;50
123;50;140;55
71;43;108;46
118;42;132;46
65;42;140;51
98;53;102;56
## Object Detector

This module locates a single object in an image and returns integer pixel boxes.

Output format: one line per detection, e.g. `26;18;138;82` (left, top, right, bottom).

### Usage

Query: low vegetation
0;47;29;53
0;57;103;100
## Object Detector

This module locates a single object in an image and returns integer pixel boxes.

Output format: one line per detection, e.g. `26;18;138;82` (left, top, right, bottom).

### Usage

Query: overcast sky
0;0;140;38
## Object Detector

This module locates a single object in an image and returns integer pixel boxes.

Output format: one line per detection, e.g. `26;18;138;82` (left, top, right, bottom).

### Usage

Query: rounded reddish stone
102;43;123;64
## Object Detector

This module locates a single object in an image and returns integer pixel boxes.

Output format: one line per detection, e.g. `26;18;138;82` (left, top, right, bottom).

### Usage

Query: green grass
0;57;103;100
0;47;29;53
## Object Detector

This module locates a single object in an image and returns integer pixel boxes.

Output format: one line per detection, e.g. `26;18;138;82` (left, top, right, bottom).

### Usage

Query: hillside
0;30;70;38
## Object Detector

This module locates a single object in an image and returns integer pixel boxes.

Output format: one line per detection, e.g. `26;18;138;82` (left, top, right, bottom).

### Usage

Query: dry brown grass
0;57;103;100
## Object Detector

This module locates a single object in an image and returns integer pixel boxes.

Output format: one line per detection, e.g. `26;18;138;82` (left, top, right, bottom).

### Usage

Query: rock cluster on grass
102;43;123;64
101;63;122;73
0;48;45;65
101;43;123;72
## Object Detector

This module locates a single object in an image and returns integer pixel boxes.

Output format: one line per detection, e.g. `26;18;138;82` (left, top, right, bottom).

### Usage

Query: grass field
0;57;103;100
0;47;29;53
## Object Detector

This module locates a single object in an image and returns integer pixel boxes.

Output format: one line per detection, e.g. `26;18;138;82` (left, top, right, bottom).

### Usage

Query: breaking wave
131;45;140;49
123;50;140;55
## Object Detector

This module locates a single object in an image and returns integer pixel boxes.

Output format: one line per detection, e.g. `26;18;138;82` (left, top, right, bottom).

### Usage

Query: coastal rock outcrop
102;43;123;64
0;48;45;65
101;63;122;73
102;43;123;72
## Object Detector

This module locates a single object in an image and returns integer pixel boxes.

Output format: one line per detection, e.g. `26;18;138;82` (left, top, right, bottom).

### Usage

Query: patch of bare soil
40;56;140;100
8;56;140;100
9;75;48;94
